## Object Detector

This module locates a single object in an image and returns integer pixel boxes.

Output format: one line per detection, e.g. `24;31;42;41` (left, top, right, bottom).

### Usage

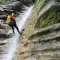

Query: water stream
2;6;33;60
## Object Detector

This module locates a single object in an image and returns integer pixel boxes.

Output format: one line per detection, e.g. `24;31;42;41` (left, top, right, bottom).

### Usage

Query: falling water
4;6;34;60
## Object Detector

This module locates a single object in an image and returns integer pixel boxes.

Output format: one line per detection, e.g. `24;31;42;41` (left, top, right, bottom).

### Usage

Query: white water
4;6;34;60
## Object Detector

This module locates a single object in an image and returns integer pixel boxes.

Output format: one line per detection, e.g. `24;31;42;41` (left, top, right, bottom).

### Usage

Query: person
11;13;22;34
6;14;14;33
6;13;21;35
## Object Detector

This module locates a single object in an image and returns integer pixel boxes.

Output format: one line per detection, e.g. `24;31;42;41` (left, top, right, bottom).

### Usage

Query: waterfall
3;6;34;60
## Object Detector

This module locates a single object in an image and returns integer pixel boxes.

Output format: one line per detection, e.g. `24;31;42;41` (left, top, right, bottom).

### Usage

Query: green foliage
0;0;7;3
35;0;46;14
40;11;57;28
35;10;60;28
34;0;60;29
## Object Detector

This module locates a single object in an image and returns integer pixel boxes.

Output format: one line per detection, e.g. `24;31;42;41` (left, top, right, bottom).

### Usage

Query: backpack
6;15;12;24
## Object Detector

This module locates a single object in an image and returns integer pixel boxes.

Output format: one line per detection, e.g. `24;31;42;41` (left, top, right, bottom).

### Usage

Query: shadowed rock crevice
17;0;36;6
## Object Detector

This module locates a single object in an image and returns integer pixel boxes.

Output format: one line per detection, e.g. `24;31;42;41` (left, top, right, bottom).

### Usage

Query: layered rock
29;23;60;60
17;0;60;60
0;0;36;60
0;0;25;59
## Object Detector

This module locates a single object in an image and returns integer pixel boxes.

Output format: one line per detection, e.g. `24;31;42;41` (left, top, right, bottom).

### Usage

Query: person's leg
11;26;14;34
13;21;21;34
9;23;14;34
15;25;21;34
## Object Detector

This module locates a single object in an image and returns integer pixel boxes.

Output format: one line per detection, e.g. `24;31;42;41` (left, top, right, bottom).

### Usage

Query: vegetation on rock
0;0;7;3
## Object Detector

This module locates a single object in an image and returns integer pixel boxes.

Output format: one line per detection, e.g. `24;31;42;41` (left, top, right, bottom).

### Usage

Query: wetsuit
6;15;14;33
11;15;21;34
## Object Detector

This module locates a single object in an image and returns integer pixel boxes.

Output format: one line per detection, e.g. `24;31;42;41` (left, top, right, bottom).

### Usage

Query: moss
34;0;60;29
35;10;59;28
0;0;7;3
35;0;46;14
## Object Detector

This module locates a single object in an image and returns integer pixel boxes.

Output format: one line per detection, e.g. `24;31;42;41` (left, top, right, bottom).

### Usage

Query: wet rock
28;23;60;60
17;0;35;6
0;1;24;12
17;0;60;60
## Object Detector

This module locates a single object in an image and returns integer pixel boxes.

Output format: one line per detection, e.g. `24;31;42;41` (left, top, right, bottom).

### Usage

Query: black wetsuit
10;16;21;34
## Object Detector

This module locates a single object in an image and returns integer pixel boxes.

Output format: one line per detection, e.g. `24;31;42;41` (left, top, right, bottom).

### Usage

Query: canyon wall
17;0;60;60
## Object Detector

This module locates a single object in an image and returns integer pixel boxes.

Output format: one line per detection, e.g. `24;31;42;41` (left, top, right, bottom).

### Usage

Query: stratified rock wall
29;23;60;60
17;0;60;60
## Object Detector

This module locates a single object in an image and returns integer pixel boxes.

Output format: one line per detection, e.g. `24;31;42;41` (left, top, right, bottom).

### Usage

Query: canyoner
1;0;60;60
0;0;34;60
5;6;34;60
6;13;22;35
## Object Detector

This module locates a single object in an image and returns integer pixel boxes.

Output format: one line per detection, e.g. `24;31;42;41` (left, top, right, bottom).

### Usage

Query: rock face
1;0;60;60
0;0;26;59
0;0;34;39
29;23;60;60
0;19;9;38
17;0;60;60
17;0;35;6
0;0;35;60
0;0;24;39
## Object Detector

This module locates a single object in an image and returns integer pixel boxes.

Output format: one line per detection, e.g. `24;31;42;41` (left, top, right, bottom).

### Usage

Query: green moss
34;0;46;14
0;0;7;3
34;0;60;29
35;10;59;28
